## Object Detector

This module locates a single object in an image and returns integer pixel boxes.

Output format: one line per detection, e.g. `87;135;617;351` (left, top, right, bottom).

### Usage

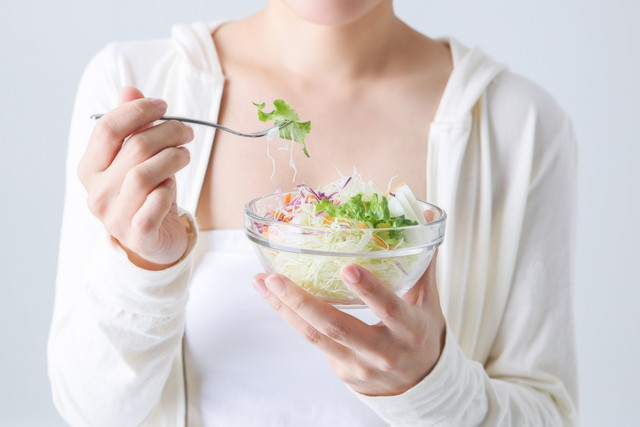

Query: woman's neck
247;0;408;82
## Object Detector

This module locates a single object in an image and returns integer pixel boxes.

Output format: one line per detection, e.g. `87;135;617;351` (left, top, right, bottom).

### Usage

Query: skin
197;0;451;230
78;0;450;395
254;213;446;396
78;88;193;270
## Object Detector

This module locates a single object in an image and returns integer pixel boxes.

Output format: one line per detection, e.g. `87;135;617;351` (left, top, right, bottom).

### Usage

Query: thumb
119;86;145;105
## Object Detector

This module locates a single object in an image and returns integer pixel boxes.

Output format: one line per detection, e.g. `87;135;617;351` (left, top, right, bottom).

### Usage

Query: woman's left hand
251;254;446;397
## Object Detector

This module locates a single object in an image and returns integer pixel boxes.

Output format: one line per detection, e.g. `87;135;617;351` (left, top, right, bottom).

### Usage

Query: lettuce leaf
316;194;418;248
253;99;311;157
316;194;417;228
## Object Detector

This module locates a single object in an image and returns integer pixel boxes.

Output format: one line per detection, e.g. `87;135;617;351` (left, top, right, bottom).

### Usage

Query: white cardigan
49;22;578;426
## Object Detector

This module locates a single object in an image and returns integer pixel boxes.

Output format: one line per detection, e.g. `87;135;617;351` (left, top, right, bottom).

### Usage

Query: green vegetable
316;194;417;228
315;194;417;248
253;99;311;157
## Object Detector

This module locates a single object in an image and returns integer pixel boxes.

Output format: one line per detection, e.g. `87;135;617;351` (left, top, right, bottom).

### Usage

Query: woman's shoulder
84;22;223;93
436;39;570;133
97;37;174;65
444;39;576;174
483;69;576;181
488;70;570;129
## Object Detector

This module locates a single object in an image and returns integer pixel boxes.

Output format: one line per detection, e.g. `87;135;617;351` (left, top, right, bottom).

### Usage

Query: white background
1;1;638;425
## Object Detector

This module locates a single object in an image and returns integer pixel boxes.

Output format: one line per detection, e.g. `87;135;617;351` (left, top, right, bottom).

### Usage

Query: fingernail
423;209;435;222
342;265;360;284
266;276;285;296
148;98;167;112
178;146;191;157
252;277;268;297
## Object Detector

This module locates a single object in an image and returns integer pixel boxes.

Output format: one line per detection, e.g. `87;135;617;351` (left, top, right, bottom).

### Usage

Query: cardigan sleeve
48;45;196;427
351;75;579;426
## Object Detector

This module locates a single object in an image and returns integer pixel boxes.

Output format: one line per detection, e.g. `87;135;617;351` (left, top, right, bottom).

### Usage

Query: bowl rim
245;230;444;257
243;192;447;232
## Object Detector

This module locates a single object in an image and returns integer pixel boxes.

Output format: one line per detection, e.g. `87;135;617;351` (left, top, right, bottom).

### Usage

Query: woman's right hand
78;87;194;270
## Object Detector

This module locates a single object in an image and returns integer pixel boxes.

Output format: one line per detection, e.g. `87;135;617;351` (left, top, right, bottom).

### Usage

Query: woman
49;0;578;425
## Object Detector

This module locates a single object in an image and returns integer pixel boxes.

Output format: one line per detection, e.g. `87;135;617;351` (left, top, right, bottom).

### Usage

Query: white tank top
185;229;386;426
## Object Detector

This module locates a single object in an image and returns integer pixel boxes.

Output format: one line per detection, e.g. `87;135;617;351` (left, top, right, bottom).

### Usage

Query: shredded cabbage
266;127;279;182
260;250;430;301
257;174;433;302
288;126;298;182
260;103;305;183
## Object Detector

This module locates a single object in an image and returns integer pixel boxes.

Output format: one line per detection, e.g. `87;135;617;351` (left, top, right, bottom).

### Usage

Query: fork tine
250;120;293;137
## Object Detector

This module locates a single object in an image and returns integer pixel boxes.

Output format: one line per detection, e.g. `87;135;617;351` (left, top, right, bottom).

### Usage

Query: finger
253;275;354;361
423;250;440;309
129;177;176;237
423;209;435;222
341;264;413;332
114;146;190;220
252;273;270;299
109;120;193;176
82;97;167;174
119;86;144;104
109;120;193;175
261;274;382;352
402;250;438;308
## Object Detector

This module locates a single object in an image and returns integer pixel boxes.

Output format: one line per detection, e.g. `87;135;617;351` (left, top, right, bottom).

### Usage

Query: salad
249;174;440;303
246;100;443;303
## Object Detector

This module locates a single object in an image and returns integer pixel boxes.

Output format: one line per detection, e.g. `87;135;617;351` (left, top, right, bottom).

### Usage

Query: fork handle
90;114;266;138
157;116;260;137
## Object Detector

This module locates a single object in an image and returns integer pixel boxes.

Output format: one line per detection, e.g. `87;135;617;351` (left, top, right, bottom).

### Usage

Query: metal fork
90;114;292;138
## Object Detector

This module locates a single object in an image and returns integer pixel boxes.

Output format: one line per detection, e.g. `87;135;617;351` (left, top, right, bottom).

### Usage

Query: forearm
351;328;575;427
49;223;195;427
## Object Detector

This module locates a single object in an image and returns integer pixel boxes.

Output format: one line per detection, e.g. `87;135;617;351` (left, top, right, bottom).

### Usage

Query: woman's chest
196;71;443;230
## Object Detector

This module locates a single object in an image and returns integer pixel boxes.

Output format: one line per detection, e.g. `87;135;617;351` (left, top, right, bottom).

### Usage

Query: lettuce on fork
253;99;311;157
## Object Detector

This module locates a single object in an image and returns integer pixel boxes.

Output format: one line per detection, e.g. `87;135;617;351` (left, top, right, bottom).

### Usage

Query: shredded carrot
373;235;390;249
357;222;390;249
283;193;292;204
385;182;407;197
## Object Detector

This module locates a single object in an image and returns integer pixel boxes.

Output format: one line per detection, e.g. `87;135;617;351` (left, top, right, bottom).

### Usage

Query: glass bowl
243;193;447;308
